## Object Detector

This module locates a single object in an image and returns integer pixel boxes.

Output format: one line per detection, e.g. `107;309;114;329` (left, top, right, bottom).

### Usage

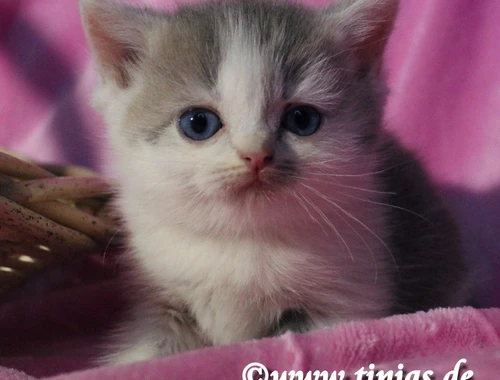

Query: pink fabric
1;0;499;379
1;306;500;379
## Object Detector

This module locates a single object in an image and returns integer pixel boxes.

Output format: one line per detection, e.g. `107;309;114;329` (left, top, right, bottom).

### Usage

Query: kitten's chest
132;214;391;304
133;217;393;341
135;226;314;297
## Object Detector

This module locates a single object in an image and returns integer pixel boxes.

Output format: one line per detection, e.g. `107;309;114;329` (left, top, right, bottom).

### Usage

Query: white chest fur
127;211;393;345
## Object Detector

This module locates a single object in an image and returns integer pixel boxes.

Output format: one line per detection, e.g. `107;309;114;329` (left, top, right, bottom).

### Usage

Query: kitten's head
81;0;398;236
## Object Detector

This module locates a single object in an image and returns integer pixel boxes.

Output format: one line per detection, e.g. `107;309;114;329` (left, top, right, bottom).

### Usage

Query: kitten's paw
100;342;160;366
99;306;207;365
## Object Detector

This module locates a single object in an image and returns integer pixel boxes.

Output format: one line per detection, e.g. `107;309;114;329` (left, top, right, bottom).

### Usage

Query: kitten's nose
240;150;273;172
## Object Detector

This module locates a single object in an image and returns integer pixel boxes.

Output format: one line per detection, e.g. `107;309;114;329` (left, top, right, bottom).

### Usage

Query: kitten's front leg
101;304;206;365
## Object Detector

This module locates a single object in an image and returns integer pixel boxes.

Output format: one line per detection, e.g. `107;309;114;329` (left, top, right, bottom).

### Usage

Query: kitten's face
81;0;397;234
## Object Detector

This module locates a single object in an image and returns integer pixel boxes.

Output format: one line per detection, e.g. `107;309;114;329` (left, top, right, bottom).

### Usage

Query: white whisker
335;191;433;225
299;183;399;273
292;190;327;236
298;183;379;283
298;192;353;261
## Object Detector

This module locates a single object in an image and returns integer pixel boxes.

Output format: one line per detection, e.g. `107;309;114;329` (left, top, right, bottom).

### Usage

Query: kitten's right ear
80;0;157;88
322;0;399;72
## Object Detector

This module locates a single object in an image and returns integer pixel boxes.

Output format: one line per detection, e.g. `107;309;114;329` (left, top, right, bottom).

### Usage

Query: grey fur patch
376;136;468;312
270;308;311;335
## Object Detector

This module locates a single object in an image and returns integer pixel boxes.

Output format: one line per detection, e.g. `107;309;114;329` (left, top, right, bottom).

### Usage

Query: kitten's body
80;0;466;364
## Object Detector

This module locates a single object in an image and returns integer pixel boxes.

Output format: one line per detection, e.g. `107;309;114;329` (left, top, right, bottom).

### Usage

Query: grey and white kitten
80;0;466;364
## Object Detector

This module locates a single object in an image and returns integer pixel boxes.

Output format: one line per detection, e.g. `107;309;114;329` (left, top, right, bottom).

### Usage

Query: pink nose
240;151;273;171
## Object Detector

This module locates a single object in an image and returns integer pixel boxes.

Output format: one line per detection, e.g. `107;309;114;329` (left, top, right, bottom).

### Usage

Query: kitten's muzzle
239;150;273;173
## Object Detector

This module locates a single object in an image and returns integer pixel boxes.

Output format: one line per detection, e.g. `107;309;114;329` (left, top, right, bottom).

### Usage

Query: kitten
80;0;466;364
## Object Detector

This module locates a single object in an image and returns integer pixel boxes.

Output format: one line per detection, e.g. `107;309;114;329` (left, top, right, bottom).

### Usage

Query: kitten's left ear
80;0;160;88
322;0;399;71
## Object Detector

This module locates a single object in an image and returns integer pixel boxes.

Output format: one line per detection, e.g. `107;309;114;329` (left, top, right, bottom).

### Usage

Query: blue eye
282;106;321;136
179;108;222;141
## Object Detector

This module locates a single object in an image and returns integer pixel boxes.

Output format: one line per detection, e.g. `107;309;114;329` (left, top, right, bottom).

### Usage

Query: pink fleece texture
1;0;499;379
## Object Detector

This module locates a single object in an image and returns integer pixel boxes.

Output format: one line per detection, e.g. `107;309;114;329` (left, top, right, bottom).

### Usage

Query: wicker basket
0;150;120;296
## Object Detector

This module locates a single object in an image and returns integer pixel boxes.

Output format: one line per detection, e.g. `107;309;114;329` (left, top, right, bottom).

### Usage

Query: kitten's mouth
229;170;289;198
238;176;269;192
214;163;297;202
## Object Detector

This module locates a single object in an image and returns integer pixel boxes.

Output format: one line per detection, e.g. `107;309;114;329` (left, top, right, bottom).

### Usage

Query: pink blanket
1;0;499;378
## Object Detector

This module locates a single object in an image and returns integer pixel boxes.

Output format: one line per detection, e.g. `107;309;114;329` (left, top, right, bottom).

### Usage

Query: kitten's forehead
156;1;341;107
217;23;267;140
129;1;345;143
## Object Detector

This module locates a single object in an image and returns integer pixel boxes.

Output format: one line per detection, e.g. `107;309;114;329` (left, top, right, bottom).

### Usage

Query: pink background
0;0;499;378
